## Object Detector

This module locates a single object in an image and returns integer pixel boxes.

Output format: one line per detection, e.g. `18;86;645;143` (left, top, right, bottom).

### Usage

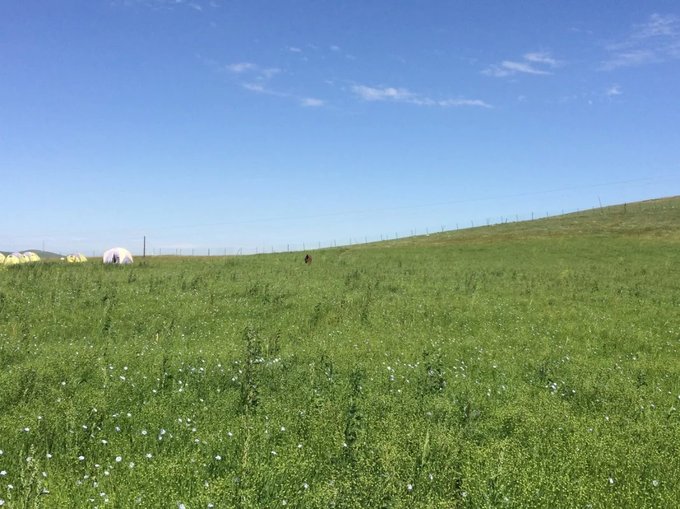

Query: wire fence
5;198;676;259
108;201;664;258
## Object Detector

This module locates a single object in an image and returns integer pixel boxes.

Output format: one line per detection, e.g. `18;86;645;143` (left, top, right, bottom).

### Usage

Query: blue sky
2;1;679;255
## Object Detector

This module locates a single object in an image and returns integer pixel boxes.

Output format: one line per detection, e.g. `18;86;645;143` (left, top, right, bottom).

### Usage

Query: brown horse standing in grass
304;254;312;265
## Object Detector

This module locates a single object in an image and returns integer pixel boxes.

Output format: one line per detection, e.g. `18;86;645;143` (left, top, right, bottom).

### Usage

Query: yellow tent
4;254;24;265
66;253;88;263
23;251;40;262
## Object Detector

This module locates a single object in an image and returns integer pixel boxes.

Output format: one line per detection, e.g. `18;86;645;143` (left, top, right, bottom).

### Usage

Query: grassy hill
0;196;679;507
376;195;680;247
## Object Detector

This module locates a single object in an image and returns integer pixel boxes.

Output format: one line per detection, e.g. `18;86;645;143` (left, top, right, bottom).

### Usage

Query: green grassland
1;197;679;508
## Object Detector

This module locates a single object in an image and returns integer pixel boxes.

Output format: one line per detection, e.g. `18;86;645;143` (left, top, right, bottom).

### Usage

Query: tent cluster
2;251;40;265
2;247;133;266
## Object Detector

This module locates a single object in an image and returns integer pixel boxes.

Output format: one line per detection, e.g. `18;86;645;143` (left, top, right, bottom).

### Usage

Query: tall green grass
1;198;679;507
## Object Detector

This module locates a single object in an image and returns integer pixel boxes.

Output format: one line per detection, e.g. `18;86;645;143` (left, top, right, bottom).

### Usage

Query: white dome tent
103;247;133;265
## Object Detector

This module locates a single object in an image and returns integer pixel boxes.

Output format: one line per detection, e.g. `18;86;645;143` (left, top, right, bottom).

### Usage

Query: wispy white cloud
605;85;623;96
483;52;559;77
115;0;218;10
241;82;325;109
602;13;680;70
225;62;280;79
226;62;258;73
242;83;269;94
524;52;558;66
287;46;302;53
353;85;416;102
438;98;492;108
301;97;325;107
352;85;491;108
634;13;679;39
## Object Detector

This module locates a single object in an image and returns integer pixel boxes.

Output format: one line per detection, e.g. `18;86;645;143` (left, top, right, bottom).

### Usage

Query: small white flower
46;453;53;459
271;450;277;456
407;483;413;492
129;462;135;468
116;456;122;463
652;479;659;487
608;477;615;485
0;499;4;506
215;455;222;461
0;471;6;476
78;455;85;461
303;482;309;489
141;430;148;436
227;431;233;437
280;426;286;432
23;427;30;432
146;453;153;459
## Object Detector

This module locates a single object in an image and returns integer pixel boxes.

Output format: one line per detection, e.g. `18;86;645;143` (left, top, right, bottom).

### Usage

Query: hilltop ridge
372;195;680;248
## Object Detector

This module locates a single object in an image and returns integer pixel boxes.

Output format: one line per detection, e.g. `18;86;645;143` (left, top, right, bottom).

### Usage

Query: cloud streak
605;85;623;96
241;82;324;108
602;13;680;70
352;85;491;108
115;0;217;11
225;62;280;80
483;52;559;77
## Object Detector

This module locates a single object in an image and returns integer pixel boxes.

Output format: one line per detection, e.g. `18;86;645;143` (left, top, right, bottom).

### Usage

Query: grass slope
0;197;679;508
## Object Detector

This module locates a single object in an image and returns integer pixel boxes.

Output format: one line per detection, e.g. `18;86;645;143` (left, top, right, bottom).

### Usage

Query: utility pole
143;236;146;258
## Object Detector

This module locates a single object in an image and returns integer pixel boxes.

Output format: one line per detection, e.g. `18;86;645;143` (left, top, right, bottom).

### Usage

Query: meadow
1;198;679;508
